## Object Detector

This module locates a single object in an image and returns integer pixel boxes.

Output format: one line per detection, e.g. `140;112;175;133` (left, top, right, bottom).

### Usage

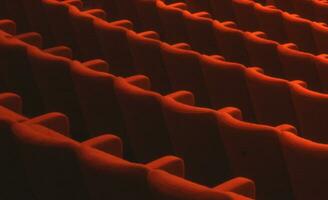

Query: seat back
245;68;299;127
162;98;231;186
200;55;254;121
12;122;88;200
289;83;328;143
217;108;293;200
161;44;210;106
114;77;173;162
280;131;328;200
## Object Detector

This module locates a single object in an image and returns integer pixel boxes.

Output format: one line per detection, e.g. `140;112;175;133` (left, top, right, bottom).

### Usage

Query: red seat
0;33;44;116
245;68;301;128
183;11;219;55
213;21;250;66
162;97;231;186
289;82;328;143
148;170;255;200
277;43;322;91
290;0;315;20
209;0;235;21
313;0;328;23
114;77;174;162
271;0;293;13
280;131;328;200
127;30;171;94
311;22;328;54
70;62;125;142
156;1;188;43
184;0;212;12
27;47;90;140
69;6;105;60
244;32;283;77
232;0;258;32
0;93;36;200
161;43;210;107
217;107;295;200
93;18;135;76
114;0;141;30
20;0;54;46
315;54;328;93
283;13;317;53
200;55;254;121
42;0;79;55
253;3;287;43
135;0;163;34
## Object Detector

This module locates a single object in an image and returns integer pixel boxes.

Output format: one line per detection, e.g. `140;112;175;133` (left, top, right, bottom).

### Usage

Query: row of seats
2;0;328;199
0;92;254;200
2;19;328;199
4;0;328;94
270;0;328;23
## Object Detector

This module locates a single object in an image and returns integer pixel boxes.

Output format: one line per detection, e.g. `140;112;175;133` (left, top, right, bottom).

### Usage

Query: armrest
0;93;22;113
252;31;266;39
221;21;237;29
218;107;243;120
248;66;264;73
290;80;307;88
282;43;298;50
169;2;188;10
210;55;225;61
125;75;151;90
146;155;185;178
110;20;134;30
62;0;83;9
44;46;73;59
214;177;256;199
165;91;195;106
15;32;43;48
84;9;107;20
276;124;298;134
26;112;70;137
193;11;211;19
138;31;160;40
0;20;16;35
318;53;328;59
83;59;109;72
82;134;123;157
172;43;191;50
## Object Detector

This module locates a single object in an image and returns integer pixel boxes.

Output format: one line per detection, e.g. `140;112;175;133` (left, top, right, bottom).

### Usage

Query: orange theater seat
162;97;231;186
283;13;317;53
280;131;328;200
200;55;254;121
289;82;328;143
217;107;295;200
277;43;322;91
232;0;258;32
245;68;301;128
253;3;287;43
213;21;250;66
244;31;283;77
183;10;218;55
161;43;210;107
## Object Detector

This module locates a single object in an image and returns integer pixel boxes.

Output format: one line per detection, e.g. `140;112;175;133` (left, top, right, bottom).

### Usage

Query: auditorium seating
4;0;328;199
